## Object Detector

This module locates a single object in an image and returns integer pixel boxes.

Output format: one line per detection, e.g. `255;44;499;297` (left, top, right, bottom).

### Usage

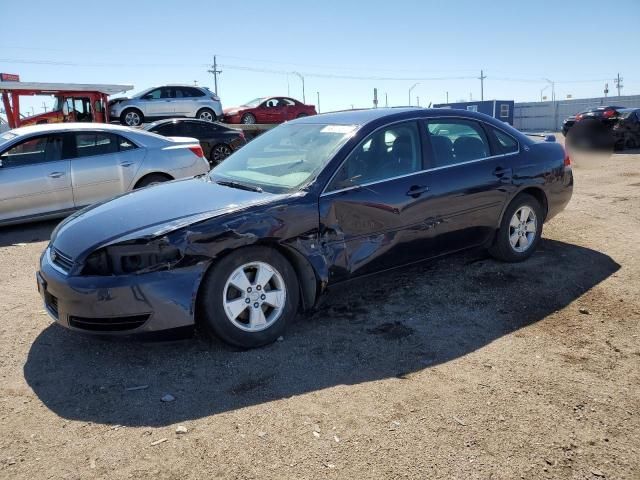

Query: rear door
0;133;74;222
172;87;192;116
418;118;515;253
69;132;146;207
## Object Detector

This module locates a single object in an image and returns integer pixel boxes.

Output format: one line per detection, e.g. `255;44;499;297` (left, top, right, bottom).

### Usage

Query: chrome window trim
320;115;520;198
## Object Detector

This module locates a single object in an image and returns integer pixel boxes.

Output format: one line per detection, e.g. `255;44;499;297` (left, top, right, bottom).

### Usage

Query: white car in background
0;123;210;226
109;85;223;127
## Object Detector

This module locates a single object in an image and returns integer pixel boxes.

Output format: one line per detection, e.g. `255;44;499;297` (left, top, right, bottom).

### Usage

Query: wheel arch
133;172;174;189
193;241;321;329
499;186;549;226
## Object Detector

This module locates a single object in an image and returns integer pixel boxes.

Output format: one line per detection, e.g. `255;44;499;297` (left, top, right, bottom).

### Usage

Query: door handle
493;167;512;178
48;172;65;178
406;185;430;198
119;161;134;167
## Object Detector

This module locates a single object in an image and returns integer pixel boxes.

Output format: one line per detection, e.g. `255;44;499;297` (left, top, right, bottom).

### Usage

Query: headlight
82;239;181;275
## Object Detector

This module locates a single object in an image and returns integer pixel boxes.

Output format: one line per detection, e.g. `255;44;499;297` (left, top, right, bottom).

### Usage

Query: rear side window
426;119;490;168
491;128;519;154
75;133;118;157
73;133;136;157
115;134;137;151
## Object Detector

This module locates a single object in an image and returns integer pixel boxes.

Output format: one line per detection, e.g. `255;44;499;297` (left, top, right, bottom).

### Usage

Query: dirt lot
1;144;639;480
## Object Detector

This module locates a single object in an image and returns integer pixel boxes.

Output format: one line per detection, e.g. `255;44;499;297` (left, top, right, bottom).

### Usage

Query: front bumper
37;247;208;335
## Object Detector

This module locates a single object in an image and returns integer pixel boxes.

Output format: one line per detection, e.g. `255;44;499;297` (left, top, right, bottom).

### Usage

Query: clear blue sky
1;0;638;116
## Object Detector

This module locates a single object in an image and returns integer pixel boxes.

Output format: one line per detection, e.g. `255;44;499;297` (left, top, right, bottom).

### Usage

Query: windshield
209;123;358;193
243;97;265;107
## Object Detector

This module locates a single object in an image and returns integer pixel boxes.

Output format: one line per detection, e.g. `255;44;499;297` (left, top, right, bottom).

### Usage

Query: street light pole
409;83;419;106
292;71;305;103
543;78;557;130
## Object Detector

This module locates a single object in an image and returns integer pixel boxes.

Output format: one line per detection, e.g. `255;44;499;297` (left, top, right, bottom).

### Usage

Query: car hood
51;177;289;260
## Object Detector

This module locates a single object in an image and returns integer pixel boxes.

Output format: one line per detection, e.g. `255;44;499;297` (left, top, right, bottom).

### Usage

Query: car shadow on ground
24;238;620;427
0;219;59;248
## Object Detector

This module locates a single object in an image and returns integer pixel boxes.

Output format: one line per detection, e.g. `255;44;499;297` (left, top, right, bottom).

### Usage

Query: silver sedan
0;123;211;226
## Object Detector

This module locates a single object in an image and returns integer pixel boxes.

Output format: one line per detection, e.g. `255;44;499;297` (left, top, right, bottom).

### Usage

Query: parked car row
109;85;318;128
562;105;640;150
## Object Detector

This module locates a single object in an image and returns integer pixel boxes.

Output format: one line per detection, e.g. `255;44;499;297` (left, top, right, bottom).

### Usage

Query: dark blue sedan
37;108;573;348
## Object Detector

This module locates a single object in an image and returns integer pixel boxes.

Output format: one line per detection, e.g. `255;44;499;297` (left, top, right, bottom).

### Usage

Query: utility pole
292;71;305;103
41;101;48;113
207;55;222;95
604;82;609;98
614;73;623;96
385;92;388;108
317;91;320;113
478;69;487;101
373;88;378;109
446;91;449;103
408;83;419;106
287;74;290;96
416;96;420;107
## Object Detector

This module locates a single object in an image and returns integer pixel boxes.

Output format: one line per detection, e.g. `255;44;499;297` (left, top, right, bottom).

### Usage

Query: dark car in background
222;96;317;124
37;108;573;348
562;115;577;136
145;119;246;165
563;106;625;137
612;108;640;150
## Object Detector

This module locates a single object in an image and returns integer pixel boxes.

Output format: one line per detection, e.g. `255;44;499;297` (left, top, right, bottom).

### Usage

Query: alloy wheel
222;262;286;332
509;206;537;253
125;111;141;126
199;110;214;122
212;144;232;163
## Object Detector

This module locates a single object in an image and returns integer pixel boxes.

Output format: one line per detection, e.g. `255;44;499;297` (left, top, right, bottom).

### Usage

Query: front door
69;132;145;207
0;133;74;222
319;121;435;281
142;87;174;118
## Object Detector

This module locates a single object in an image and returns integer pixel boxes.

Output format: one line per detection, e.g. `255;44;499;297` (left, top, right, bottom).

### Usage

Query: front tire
489;193;544;262
121;108;144;127
199;246;299;348
241;113;256;124
197;108;216;122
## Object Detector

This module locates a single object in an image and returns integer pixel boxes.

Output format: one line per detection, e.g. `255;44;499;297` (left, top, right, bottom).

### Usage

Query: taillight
188;146;204;158
564;150;571;167
576;113;583;121
603;109;616;119
211;95;220;102
239;131;245;141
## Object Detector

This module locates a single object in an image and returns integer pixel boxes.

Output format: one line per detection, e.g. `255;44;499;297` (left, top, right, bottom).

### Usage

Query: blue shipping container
432;100;514;125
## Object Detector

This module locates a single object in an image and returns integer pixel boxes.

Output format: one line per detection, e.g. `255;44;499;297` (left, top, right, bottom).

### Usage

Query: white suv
110;85;223;127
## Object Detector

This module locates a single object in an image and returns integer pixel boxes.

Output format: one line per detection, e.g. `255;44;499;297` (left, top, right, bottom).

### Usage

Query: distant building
432;100;514;125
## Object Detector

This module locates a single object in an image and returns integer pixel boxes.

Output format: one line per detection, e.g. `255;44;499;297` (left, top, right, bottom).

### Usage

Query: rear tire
197;108;216;122
210;143;232;165
199;246;299;348
134;173;171;189
489;193;544;262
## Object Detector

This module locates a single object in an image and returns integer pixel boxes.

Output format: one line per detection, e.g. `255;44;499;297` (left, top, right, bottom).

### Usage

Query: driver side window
326;121;421;192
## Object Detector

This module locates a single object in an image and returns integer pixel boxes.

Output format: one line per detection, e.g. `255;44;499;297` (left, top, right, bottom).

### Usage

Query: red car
222;96;317;124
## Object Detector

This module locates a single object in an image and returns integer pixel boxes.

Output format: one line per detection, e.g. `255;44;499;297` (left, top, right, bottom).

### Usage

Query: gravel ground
1;143;639;479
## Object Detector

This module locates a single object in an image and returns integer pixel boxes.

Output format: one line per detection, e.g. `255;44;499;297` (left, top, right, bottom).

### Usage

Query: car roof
293;107;422;125
8;122;138;137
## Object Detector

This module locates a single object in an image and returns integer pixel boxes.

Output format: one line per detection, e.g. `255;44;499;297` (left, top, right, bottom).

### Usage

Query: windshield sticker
320;125;356;134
